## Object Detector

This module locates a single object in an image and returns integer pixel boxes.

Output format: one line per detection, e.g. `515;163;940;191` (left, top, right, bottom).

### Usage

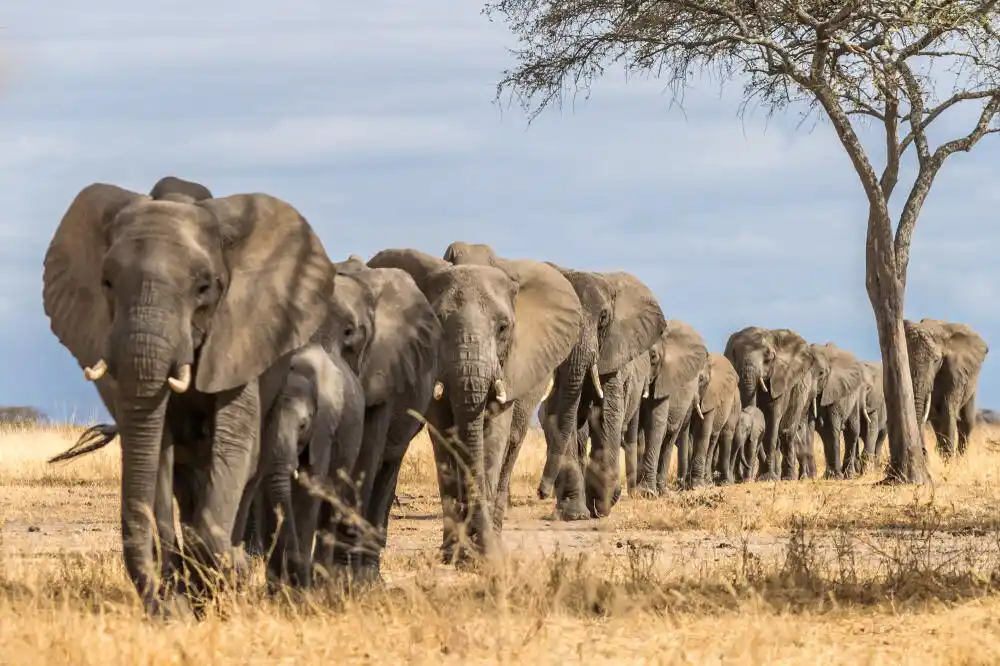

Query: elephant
532;265;665;519
620;351;653;496
809;342;866;480
724;327;816;481
904;318;989;459
635;320;710;496
440;242;556;530
42;182;336;616
251;343;364;591
852;361;888;474
731;405;765;482
149;175;214;202
366;248;582;563
690;353;741;488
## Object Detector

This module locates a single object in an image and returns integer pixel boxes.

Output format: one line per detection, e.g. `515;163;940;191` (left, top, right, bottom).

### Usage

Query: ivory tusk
758;376;768;394
167;364;192;393
812;396;818;418
922;399;931;424
695;401;704;419
433;381;444;401
494;378;507;404
590;363;604;400
540;376;555;403
642;383;650;399
863;408;871;424
83;359;108;382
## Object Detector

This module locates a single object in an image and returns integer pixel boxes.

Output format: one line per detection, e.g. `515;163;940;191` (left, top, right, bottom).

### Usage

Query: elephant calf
250;344;365;590
732;406;765;483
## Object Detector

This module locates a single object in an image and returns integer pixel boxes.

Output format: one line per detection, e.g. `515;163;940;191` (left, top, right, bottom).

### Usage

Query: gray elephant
731;405;765;482
851;361;888;474
904;318;989;459
724;327;817;481
506;263;665;520
636;320;710;496
691;353;741;487
367;248;582;563
250;344;364;590
43;182;336;616
440;242;556;530
808;342;866;479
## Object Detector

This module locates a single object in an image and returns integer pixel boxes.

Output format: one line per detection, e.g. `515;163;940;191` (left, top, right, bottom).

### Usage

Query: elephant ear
367;248;450;295
194;194;336;394
702;353;739;413
598;271;666;374
42;183;148;377
443;241;498;266
500;259;582;401
769;329;811;398
820;348;864;406
652;320;708;400
944;322;989;385
350;267;442;406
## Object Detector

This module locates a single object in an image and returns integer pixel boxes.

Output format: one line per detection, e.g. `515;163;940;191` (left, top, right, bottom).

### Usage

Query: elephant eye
497;321;510;338
101;277;112;290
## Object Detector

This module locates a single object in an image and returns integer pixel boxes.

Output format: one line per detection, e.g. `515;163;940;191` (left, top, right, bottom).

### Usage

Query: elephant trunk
738;361;761;408
446;335;495;555
540;342;590;504
262;409;305;587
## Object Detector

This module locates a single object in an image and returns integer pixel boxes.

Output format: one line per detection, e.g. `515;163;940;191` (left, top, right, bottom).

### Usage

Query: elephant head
724;327;813;408
369;248;582;542
42;183;335;603
649;320;710;405
904;318;989;425
861;361;884;418
149;176;214;202
326;255;442;407
809;342;864;414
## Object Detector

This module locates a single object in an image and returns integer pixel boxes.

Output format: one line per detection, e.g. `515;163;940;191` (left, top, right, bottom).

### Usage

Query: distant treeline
0;406;49;425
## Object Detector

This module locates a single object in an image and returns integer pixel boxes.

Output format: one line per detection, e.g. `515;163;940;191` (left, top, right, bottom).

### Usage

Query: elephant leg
873;425;888;467
494;390;541;532
623;408;640;496
636;397;669;497
671;417;691;491
796;423;817;480
186;383;260;603
758;402;783;482
359;456;404;578
687;412;714;489
715;426;735;486
957;394;977;456
818;414;844;480
585;376;625;518
842;408;862;480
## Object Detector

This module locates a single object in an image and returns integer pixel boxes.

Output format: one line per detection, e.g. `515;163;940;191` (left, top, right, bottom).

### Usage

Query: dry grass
2;421;1000;664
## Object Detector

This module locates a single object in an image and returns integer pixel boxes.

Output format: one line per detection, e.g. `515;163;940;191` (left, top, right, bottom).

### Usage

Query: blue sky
1;2;997;423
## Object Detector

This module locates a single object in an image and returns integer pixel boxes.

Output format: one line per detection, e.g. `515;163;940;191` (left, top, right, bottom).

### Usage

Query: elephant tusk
590;363;604;400
494;378;507;404
167;364;192;393
695;401;704;419
758;376;768;394
642;383;650;399
863;408;871;424
433;381;444;401
922;398;931;424
83;359;108;382
812;395;818;418
540;376;555;402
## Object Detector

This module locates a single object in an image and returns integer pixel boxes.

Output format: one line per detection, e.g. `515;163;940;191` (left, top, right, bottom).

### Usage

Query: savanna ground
3;423;1000;665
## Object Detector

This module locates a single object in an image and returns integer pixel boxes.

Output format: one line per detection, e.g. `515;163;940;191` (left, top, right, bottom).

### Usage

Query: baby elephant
731;406;765;483
257;344;365;590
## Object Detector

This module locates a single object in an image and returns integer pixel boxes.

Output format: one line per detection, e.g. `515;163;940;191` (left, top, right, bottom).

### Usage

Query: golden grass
2;420;1000;664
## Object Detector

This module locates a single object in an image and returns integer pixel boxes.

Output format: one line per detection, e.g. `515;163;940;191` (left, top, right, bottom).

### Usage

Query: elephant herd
41;177;989;618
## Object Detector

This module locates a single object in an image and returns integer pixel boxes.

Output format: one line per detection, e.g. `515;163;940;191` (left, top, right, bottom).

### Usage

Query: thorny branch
487;0;1000;272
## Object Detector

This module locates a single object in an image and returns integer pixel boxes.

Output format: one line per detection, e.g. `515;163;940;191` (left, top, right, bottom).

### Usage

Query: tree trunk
865;209;931;485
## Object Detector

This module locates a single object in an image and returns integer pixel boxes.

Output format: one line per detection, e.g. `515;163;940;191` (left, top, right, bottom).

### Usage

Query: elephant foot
756;471;780;482
632;485;660;500
715;477;733;487
552;499;591;521
823;470;844;481
537;481;554;500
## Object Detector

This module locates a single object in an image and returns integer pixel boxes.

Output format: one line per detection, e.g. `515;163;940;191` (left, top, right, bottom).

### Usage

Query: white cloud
181;115;479;166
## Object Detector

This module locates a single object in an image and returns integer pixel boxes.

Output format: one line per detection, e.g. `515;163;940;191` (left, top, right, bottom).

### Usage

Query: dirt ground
4;423;1000;664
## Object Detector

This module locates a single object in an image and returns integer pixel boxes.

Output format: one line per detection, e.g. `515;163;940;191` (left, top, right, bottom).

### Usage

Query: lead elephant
43;182;336;616
809;342;866;479
904;318;989;459
636;320;710;496
724;327;815;481
367;248;582;563
149;175;214;202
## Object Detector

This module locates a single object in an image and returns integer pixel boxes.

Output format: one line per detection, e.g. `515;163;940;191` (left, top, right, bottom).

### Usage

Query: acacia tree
485;0;1000;484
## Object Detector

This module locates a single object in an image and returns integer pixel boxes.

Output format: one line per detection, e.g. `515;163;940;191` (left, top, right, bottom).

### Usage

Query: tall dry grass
1;420;1000;664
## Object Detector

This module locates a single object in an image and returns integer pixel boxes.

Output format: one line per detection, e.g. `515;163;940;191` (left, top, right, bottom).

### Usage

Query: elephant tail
47;423;119;463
